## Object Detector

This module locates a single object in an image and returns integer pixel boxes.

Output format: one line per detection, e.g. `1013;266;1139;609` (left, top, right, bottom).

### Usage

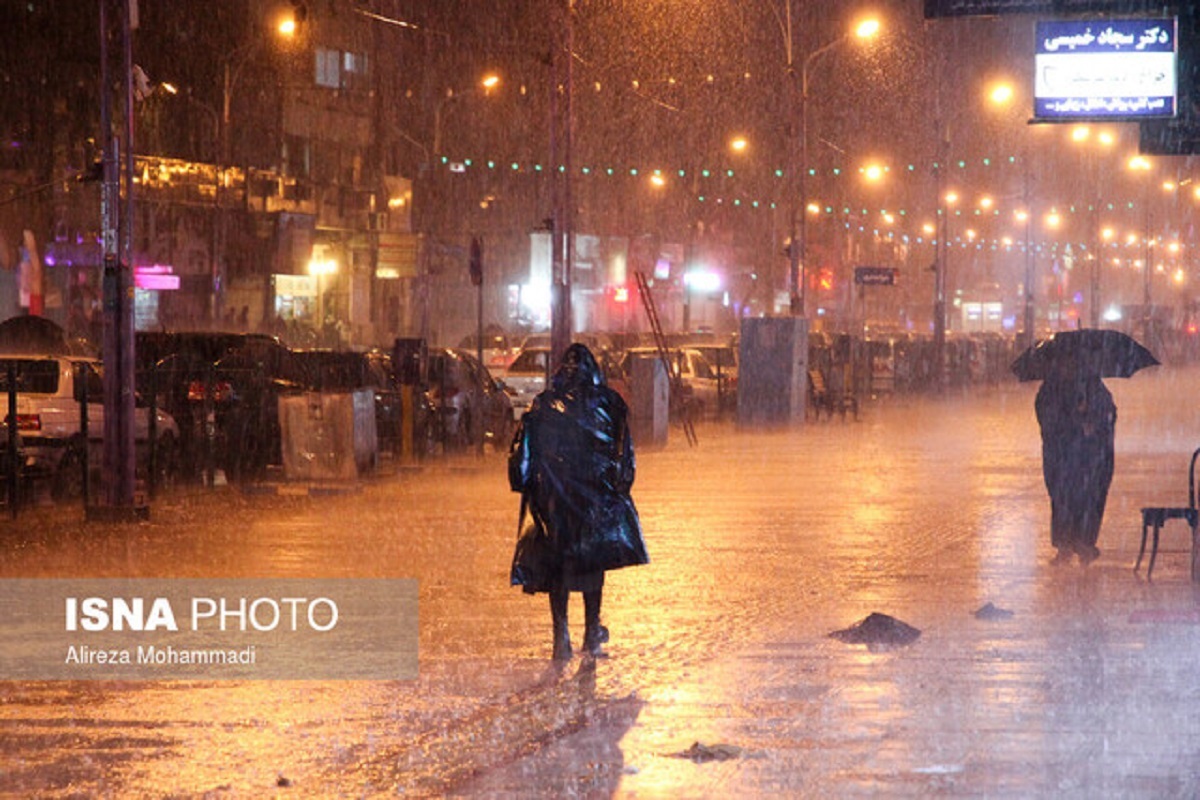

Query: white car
619;346;734;417
0;354;181;499
502;347;551;419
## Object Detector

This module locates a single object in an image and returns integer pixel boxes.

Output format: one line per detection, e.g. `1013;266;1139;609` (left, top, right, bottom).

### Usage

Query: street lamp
431;73;502;158
205;21;298;323
1069;125;1116;327
1128;154;1154;337
789;14;881;317
1014;208;1033;340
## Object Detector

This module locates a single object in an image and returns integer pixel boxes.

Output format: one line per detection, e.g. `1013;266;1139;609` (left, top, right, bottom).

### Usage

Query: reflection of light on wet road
5;368;1200;795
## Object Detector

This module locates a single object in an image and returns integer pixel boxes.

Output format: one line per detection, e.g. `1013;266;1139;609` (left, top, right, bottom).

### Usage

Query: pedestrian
509;343;649;659
1035;368;1117;565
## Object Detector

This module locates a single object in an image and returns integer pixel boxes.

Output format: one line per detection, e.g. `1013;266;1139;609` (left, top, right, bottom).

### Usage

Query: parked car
0;353;180;499
138;332;307;480
619;346;732;417
426;349;514;449
457;332;521;372
291;348;412;456
502;346;551;419
685;343;738;412
517;332;614;357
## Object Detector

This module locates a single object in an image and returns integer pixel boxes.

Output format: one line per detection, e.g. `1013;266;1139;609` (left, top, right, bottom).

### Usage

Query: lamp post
205;17;297;324
431;73;501;158
788;14;880;318
1069;125;1116;327
1129;155;1154;338
549;0;574;368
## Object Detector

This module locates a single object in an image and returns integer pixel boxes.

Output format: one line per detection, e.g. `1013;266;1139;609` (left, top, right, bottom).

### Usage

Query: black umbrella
1011;329;1159;382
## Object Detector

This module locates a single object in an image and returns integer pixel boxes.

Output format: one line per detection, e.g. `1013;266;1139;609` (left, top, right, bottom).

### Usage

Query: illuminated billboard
1034;18;1176;120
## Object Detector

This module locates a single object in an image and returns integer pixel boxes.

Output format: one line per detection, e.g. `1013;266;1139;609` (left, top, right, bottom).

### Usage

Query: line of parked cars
0;319;745;503
135;333;517;482
0;324;528;503
494;333;739;422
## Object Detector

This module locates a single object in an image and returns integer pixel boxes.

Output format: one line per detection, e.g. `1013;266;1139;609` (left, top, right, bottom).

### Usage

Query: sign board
1034;19;1177;120
926;0;1170;17
854;266;899;286
375;232;419;280
274;273;317;297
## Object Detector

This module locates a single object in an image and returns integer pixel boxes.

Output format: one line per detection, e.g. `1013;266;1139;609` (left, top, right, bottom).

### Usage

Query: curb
239;482;364;498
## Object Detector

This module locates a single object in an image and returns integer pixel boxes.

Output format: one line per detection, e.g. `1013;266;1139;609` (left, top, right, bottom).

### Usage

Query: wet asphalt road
3;366;1200;797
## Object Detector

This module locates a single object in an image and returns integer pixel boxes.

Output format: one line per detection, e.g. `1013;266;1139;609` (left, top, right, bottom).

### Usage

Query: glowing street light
1127;154;1155;335
789;13;883;317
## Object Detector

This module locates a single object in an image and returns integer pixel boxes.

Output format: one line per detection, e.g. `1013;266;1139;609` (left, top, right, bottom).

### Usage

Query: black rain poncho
509;344;648;592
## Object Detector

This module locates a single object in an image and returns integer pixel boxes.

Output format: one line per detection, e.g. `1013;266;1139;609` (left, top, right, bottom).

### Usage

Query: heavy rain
2;0;1200;796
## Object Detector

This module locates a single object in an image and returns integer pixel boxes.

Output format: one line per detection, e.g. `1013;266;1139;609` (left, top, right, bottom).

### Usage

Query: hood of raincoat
551;342;605;394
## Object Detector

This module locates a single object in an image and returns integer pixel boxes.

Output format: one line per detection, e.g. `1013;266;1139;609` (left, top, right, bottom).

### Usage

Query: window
314;48;369;91
0;360;60;394
342;51;369;90
315;48;341;89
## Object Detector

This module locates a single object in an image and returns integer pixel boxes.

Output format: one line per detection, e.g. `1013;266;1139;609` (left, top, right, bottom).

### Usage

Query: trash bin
279;390;378;481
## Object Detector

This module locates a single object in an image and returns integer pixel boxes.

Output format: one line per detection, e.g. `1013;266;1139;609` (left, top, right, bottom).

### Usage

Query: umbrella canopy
1011;329;1159;382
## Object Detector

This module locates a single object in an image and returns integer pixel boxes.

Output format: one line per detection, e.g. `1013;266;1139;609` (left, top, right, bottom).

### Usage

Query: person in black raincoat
1035;370;1117;565
509;343;649;659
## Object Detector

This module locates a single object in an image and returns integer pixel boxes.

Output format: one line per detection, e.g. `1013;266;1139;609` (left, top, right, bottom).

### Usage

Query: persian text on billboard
1034;19;1176;120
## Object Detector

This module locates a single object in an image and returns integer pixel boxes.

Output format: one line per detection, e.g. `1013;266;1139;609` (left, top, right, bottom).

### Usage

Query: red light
187;380;233;402
817;269;834;292
613;286;629;303
12;414;40;431
1188;323;1198;335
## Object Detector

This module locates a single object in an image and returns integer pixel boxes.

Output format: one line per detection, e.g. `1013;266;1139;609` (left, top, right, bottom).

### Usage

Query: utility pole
549;0;574;369
97;0;139;519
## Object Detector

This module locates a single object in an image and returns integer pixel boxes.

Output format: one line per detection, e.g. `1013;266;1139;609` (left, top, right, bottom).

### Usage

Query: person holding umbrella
1013;330;1159;566
1035;368;1116;564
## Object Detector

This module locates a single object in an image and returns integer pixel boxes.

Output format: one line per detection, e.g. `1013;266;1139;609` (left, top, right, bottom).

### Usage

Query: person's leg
550;586;571;660
583;588;608;656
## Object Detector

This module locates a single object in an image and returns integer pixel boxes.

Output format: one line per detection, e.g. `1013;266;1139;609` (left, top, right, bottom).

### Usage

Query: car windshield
0;359;60;394
507;350;549;374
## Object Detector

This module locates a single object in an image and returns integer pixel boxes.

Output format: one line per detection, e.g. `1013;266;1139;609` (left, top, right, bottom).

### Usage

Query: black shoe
583;624;609;656
552;636;573;660
1077;545;1101;566
1052;548;1074;566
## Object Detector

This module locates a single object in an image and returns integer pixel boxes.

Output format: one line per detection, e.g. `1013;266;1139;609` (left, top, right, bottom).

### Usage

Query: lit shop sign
133;264;180;291
1034;18;1177;121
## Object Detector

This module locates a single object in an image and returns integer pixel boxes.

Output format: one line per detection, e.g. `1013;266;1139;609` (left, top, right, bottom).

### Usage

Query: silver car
502;347;550;419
